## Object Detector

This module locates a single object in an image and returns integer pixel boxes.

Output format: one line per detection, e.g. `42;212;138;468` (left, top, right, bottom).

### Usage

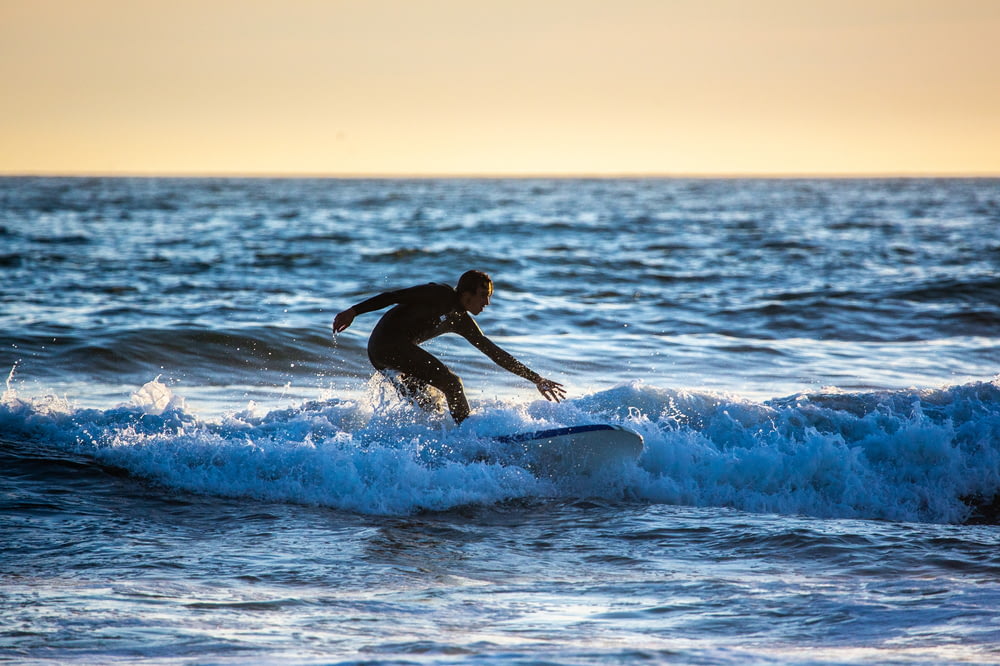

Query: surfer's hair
457;270;493;295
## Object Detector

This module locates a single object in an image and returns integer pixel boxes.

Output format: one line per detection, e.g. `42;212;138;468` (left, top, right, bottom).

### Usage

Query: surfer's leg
434;371;470;423
369;343;470;423
392;373;440;411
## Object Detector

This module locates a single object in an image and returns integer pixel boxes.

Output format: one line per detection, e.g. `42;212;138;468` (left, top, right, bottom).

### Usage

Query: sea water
2;177;999;664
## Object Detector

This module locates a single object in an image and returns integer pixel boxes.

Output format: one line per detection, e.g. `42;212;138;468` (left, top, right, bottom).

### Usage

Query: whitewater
2;177;999;663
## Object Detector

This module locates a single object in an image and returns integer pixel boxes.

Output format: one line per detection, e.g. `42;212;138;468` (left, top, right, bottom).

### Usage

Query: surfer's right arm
332;290;398;333
332;284;436;334
332;307;357;333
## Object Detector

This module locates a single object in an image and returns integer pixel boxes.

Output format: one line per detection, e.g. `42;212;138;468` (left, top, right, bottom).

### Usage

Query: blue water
2;177;999;663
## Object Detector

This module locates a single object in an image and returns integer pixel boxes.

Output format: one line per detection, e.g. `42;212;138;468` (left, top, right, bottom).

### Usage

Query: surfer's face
461;286;491;315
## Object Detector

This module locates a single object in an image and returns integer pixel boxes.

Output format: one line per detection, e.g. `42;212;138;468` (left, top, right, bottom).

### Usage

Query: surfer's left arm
457;316;567;403
534;377;567;402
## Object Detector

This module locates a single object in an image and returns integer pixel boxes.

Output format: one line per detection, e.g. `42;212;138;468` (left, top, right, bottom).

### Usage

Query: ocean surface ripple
2;177;999;664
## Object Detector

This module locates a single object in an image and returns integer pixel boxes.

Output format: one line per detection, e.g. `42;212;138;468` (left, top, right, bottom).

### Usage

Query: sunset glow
2;0;998;176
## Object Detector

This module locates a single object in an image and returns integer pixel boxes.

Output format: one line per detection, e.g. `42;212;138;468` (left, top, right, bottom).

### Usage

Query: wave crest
3;378;999;523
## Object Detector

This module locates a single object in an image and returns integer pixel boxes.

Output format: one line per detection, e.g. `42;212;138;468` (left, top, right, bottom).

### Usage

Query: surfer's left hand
536;378;566;402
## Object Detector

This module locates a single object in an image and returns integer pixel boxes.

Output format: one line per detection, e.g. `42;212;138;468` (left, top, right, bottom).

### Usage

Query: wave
3;376;999;524
1;325;354;384
892;275;1000;305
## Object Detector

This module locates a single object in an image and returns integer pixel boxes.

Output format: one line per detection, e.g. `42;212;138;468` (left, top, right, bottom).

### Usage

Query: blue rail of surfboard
494;424;618;444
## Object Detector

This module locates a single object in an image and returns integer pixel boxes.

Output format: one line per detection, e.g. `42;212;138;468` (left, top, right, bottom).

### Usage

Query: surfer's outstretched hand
332;308;356;335
536;378;567;402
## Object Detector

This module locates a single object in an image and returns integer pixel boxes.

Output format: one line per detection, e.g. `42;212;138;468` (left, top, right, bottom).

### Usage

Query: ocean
2;176;999;664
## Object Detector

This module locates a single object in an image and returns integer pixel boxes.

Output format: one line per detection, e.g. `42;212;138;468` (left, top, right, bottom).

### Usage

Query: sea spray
3;377;999;523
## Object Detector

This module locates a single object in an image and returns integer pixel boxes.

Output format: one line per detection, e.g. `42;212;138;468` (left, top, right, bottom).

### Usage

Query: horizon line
2;170;999;180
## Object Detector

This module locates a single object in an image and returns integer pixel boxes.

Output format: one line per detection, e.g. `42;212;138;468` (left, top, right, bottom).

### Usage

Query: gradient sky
2;0;999;176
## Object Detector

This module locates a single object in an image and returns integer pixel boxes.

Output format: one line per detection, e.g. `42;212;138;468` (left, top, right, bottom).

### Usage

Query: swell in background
1;177;997;411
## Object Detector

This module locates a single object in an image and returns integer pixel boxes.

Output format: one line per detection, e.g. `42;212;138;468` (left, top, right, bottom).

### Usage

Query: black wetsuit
350;282;542;422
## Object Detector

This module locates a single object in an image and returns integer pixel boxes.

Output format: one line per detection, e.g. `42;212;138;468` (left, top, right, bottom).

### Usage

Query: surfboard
492;424;643;477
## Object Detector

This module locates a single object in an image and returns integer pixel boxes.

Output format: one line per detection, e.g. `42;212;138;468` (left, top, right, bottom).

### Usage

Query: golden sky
2;0;999;176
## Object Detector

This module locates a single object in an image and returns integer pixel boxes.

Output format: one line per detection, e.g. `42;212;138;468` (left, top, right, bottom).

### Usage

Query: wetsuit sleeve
453;314;543;384
351;284;438;316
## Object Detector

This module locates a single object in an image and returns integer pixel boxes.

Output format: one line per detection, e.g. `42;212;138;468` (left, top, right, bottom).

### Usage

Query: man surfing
332;270;566;423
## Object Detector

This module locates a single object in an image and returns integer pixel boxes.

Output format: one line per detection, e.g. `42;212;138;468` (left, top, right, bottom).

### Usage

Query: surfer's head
457;270;493;315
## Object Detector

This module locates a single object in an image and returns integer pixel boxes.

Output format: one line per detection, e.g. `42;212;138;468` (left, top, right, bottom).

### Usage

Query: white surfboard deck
492;424;643;477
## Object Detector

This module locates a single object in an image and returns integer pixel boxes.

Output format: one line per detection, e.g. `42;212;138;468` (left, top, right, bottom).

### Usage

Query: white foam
131;377;185;416
3;377;999;522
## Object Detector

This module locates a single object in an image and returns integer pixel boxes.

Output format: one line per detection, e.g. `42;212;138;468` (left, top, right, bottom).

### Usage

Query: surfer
332;270;566;423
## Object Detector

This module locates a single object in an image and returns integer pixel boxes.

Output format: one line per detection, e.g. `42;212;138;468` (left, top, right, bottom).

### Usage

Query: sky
2;0;999;177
